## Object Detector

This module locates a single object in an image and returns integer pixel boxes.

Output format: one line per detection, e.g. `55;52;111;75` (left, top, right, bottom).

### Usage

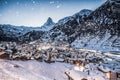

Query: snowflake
56;5;60;8
16;11;20;17
0;14;2;17
31;7;34;10
16;11;19;14
50;1;54;4
56;1;59;4
4;1;8;4
32;0;36;4
16;2;19;5
25;4;28;7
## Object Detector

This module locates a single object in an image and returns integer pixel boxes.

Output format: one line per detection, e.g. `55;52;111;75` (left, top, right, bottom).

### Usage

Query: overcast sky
0;0;106;27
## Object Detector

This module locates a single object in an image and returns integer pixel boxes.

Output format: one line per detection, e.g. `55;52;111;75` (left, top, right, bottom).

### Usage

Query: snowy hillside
0;60;107;80
49;0;120;52
0;24;43;41
57;9;92;25
71;31;120;52
48;9;92;43
71;0;120;52
0;60;70;80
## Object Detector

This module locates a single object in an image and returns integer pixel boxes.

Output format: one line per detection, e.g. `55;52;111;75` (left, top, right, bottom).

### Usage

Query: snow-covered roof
5;49;13;53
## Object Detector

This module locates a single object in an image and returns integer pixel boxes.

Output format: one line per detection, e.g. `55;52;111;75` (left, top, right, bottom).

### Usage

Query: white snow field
0;60;109;80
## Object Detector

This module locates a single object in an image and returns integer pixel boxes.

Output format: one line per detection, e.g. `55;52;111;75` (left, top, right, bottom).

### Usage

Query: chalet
97;67;120;80
81;78;87;80
0;47;4;52
105;71;120;80
117;72;120;80
115;69;120;80
0;52;10;60
0;47;6;59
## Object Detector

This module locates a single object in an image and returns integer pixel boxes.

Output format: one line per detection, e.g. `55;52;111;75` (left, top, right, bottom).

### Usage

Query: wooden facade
106;71;120;80
117;73;120;80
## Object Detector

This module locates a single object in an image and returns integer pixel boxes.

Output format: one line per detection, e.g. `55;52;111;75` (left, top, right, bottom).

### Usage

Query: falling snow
16;2;19;5
56;5;60;8
4;1;8;4
50;1;55;4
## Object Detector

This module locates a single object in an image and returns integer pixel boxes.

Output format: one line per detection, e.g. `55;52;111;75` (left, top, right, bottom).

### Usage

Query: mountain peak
43;17;55;26
78;9;92;16
40;17;55;31
72;9;92;18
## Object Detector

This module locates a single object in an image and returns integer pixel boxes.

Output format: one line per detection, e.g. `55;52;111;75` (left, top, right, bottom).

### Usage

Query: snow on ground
67;63;107;80
71;31;120;52
0;60;72;80
0;60;108;80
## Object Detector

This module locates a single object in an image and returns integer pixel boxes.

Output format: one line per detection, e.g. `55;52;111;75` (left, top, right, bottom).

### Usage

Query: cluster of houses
0;41;104;63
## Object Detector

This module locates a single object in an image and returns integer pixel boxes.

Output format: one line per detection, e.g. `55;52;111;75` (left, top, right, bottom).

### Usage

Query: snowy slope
71;0;120;52
0;60;108;80
57;9;92;25
71;31;120;52
0;24;43;41
49;9;92;43
0;60;71;80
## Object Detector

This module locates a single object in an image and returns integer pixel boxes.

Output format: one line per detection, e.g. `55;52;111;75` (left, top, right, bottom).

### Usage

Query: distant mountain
40;17;55;31
0;9;92;42
19;17;55;42
0;24;43;42
43;17;55;26
0;17;55;42
0;24;31;41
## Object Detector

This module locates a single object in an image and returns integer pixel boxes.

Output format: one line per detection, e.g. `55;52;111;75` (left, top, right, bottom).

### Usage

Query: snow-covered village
0;0;120;80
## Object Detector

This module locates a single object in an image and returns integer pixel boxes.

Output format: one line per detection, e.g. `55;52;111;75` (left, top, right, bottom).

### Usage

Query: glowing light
106;72;110;79
38;46;52;50
74;65;85;72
